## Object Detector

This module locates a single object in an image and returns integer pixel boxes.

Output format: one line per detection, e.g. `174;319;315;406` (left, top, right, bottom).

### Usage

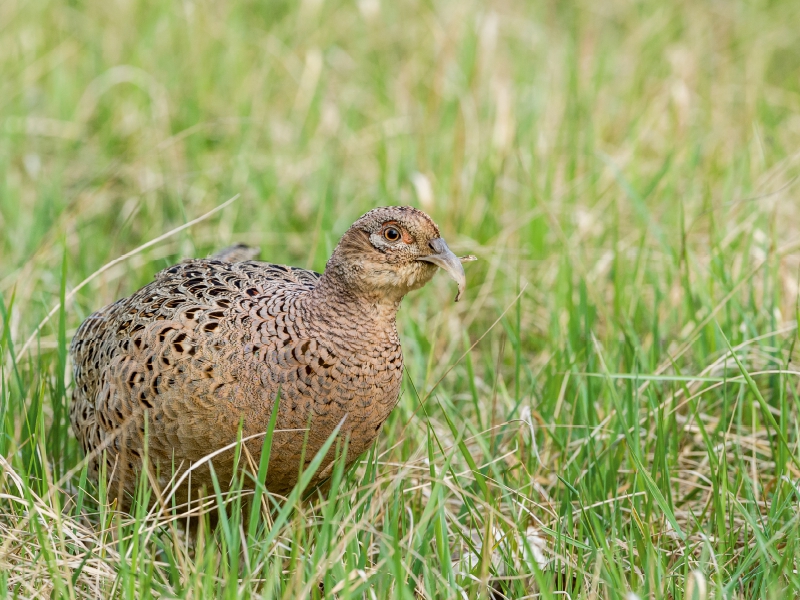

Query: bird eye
383;227;401;242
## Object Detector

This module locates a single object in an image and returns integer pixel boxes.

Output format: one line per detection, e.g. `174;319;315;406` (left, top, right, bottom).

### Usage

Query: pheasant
69;206;467;506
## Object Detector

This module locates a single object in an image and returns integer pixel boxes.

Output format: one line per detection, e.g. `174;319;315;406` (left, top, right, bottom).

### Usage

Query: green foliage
2;0;800;597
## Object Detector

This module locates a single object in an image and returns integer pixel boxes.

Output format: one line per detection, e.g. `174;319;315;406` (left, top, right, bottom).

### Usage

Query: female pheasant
69;206;466;506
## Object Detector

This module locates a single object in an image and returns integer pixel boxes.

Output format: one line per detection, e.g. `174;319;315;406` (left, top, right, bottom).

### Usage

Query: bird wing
69;258;321;484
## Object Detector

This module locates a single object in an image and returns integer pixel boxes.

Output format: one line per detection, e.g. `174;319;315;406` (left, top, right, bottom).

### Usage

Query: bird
69;206;467;508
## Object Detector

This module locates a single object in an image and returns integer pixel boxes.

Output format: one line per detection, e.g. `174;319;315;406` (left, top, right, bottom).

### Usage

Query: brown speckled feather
70;206;465;505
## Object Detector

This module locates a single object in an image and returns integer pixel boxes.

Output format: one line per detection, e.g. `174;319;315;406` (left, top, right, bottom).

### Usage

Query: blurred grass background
3;0;800;597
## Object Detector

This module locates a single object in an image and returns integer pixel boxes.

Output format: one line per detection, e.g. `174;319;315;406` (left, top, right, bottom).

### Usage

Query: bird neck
308;269;402;327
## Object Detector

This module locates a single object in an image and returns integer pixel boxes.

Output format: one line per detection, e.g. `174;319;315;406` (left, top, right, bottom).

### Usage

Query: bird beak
417;238;467;302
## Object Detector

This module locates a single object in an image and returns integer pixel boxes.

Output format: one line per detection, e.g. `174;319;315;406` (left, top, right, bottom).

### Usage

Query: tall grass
2;0;800;597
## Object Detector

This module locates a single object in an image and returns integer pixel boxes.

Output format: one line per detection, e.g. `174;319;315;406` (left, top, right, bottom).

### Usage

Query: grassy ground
2;0;800;597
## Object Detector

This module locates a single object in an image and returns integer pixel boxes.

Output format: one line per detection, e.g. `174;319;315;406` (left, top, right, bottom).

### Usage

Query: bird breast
220;286;404;456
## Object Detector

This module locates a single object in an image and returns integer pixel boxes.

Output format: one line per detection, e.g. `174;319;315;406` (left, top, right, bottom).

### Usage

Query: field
2;0;800;597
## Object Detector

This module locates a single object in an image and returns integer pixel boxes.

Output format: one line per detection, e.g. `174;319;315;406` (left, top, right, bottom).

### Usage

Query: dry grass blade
16;194;240;358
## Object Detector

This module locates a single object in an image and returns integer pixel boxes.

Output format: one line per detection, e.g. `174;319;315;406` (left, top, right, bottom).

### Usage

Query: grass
2;0;800;596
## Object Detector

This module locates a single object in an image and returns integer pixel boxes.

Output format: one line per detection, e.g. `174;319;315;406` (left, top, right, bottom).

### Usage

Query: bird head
324;206;467;304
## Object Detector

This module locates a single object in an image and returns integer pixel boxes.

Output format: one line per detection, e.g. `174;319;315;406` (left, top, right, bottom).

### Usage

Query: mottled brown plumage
69;206;466;506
